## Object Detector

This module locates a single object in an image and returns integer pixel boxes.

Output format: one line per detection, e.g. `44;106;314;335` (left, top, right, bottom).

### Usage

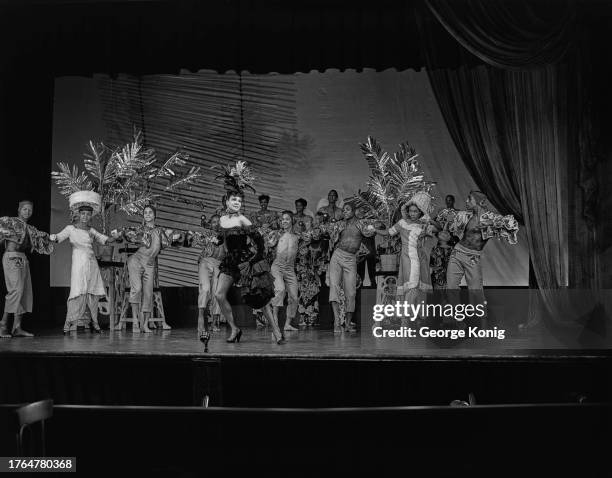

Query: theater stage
1;326;611;409
0;326;607;358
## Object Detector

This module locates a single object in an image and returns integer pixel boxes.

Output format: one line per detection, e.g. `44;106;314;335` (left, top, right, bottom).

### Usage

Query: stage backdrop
51;69;528;287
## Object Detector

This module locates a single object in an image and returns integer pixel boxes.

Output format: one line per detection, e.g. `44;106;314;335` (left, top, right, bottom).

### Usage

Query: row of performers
0;188;518;347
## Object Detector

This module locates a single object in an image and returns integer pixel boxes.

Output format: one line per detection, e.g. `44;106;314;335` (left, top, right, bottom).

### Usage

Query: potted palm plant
346;136;436;271
52;130;201;260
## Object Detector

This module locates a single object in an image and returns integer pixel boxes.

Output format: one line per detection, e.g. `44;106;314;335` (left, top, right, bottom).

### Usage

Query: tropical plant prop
345;136;436;253
51;130;201;233
346;136;436;226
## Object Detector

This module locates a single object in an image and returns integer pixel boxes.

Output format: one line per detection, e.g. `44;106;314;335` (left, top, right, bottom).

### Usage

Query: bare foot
284;324;298;331
141;325;152;333
160;322;171;330
0;326;11;338
12;327;34;337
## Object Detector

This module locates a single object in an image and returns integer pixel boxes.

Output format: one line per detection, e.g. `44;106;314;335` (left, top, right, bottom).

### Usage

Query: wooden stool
117;290;141;330
116;255;167;330
115;246;140;331
146;287;167;328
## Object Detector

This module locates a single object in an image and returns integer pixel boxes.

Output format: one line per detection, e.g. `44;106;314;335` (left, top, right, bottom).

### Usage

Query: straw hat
406;191;433;217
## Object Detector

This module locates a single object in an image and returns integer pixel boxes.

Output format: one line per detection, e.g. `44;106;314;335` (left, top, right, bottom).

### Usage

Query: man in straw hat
0;200;54;337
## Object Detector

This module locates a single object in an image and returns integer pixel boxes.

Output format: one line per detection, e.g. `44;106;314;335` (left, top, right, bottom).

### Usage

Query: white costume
54;226;108;299
51;191;109;331
388;191;435;302
388;219;424;291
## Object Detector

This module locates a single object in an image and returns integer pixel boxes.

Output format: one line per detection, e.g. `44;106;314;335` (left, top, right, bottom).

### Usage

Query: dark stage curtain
426;0;575;70
417;0;600;325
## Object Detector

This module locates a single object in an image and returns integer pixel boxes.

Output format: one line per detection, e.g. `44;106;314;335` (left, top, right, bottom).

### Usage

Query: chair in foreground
15;399;53;456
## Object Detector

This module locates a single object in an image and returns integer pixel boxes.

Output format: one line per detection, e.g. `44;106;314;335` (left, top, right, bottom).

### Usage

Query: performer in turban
378;191;438;313
50;191;119;333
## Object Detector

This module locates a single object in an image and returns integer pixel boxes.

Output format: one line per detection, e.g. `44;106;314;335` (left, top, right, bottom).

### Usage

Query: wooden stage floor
1;325;611;407
0;325;609;359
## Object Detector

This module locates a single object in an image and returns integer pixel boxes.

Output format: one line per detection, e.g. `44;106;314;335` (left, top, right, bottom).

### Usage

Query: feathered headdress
214;160;256;194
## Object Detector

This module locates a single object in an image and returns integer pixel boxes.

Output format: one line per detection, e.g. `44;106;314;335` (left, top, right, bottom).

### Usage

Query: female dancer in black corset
213;162;284;345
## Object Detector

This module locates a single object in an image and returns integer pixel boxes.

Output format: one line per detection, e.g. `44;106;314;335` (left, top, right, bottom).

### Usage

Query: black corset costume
219;225;274;308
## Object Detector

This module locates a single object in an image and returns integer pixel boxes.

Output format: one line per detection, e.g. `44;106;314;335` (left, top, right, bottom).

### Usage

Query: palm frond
119;191;160;216
51;163;93;196
83;141;118;192
349;137;437;225
359;136;382;171
112;132;155;178
148;151;189;180
164;166;202;191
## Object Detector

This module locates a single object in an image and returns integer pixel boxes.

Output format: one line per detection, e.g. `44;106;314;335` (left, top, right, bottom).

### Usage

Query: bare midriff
337;221;363;255
458;214;488;251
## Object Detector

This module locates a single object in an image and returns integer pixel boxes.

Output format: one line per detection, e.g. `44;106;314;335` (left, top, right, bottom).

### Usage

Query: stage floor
0;325;609;359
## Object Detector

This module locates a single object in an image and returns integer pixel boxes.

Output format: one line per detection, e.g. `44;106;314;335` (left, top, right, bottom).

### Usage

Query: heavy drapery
417;0;600;325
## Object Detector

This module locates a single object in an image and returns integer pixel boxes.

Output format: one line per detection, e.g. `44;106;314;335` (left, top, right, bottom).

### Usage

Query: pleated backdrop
51;69;528;287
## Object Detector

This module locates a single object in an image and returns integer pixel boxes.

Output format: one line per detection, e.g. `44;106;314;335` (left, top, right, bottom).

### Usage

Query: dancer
318;203;386;333
446;191;519;317
293;198;313;233
355;205;377;287
50;191;119;333
379;192;438;316
249;195;279;325
317;189;343;222
214;161;284;344
264;211;312;332
295;201;325;327
250;194;279;230
122;205;176;332
435;194;459;231
186;214;225;343
430;229;453;289
0;200;54;338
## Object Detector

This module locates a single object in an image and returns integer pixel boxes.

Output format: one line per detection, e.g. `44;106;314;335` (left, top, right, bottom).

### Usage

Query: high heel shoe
226;328;242;343
199;331;211;352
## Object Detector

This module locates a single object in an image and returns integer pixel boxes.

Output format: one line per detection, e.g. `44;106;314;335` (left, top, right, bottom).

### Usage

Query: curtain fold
416;0;598;325
425;0;576;70
423;64;523;220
